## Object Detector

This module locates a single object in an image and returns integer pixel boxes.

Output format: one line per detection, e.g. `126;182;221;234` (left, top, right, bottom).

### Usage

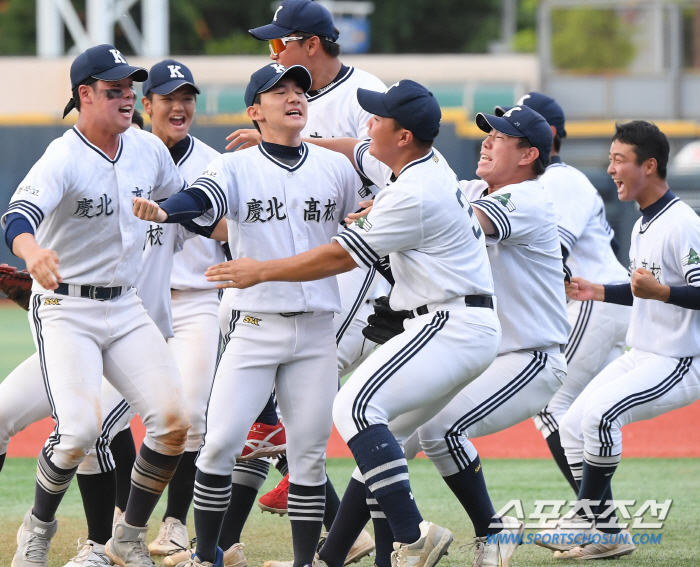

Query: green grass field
2;304;700;565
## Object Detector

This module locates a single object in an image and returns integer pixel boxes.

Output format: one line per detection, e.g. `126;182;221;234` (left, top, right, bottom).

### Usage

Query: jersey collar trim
71;126;123;164
397;150;435;178
258;141;309;172
170;134;194;167
306;66;354;102
639;190;679;234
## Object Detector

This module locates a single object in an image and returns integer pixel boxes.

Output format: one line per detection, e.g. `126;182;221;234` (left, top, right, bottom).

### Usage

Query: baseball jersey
188;142;364;313
333;142;494;312
1;126;185;290
301;65;386;140
466;179;571;353
626;193;700;357
540;158;628;284
168;135;227;291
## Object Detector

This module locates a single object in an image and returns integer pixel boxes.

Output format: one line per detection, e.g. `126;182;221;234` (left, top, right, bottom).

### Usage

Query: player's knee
152;412;190;455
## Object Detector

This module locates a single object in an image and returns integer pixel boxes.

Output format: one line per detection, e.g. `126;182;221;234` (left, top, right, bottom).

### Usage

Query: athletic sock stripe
363;458;408;481
351;312;449;431
597;357;692;456
367;473;410;493
565;301;593;362
336;267;376;345
445;351;547;471
288;494;326;501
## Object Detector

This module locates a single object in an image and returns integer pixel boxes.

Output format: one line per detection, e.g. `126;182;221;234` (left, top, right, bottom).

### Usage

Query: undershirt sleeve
603;283;634;306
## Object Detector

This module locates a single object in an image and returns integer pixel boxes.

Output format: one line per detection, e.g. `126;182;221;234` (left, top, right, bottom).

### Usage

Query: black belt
410;295;493;317
54;283;130;301
279;311;308;317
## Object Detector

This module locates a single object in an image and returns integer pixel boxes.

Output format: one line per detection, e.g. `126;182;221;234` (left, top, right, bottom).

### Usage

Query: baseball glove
0;264;33;311
362;296;411;345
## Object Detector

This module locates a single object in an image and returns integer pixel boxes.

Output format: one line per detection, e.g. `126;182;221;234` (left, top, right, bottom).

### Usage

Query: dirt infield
8;399;700;459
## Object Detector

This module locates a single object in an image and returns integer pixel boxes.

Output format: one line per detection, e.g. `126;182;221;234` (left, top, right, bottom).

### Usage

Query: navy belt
54;283;130;301
409;295;493;318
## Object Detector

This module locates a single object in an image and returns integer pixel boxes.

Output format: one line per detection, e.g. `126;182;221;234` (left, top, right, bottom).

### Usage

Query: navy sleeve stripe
558;227;577;249
191;177;227;220
341;228;380;264
335;233;373;269
474;199;510;240
355;142;371;177
7;201;43;228
559;226;577;241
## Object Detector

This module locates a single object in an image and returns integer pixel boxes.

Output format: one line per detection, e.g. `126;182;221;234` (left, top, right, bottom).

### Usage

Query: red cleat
258;474;289;515
239;420;287;461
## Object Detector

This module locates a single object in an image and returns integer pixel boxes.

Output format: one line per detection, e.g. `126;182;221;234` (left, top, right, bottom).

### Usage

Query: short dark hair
516;137;546;176
296;30;341;58
131;108;144;129
612;120;669;180
391;118;436;151
553;131;562;154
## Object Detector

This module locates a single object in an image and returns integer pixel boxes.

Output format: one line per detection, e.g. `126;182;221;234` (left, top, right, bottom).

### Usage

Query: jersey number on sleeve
456;188;482;241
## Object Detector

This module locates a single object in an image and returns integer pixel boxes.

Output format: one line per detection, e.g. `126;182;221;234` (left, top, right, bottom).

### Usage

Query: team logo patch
355;217;372;232
44;298;62;306
432;155;439;163
243;315;262;326
683;248;700;266
491;193;516;212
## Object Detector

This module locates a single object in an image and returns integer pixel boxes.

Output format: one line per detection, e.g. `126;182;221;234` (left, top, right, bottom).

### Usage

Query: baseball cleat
262;561;292;567
165;543;247;567
258;474;289;515
105;520;153;567
148;517;189;556
553;530;635;560
12;509;58;567
390;521;453;567
173;547;224;567
471;516;524;567
112;508;125;537
239;421;287;461
534;516;595;551
344;529;376;564
63;539;111;566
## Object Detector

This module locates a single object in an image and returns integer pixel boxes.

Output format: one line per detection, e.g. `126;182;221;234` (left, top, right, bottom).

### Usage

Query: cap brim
249;23;295;40
257;65;313;99
147;80;201;96
357;89;392;119
476;113;524;137
93;65;148;83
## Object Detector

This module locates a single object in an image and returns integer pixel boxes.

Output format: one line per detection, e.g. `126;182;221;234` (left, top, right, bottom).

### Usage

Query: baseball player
1;44;191;567
307;104;570;567
494;94;631;494
207;80;500;567
131;63;366;567
217;1;386;561
538;121;700;560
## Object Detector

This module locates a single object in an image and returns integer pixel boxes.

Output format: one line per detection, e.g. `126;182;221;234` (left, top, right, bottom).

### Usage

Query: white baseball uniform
332;143;501;448
1;126;190;476
301;64;388;376
534;158;632;439
416;178;570;476
188;141;365;485
560;192;700;476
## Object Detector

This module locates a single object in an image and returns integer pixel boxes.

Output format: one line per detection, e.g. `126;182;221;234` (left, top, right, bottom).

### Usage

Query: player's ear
141;96;152;116
78;84;94;106
550;124;557;139
396;128;413;149
520;146;539;167
247;105;263;123
644;157;658;177
305;35;321;57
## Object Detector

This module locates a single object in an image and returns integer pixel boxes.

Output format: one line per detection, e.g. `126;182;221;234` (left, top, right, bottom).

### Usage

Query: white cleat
553;529;635;560
12;509;58;567
345;529;376;564
166;543;247;567
534;516;596;551
63;539;112;566
390;521;453;567
112;508;124;537
471;516;524;567
148;517;189;556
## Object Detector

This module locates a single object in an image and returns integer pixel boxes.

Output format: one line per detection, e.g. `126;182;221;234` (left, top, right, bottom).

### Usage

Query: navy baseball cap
357;80;442;142
496;92;566;138
244;63;312;107
476;105;553;165
143;59;200;96
64;44;147;118
249;0;339;41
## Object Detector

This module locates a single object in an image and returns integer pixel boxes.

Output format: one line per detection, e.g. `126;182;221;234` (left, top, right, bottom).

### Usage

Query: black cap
357;80;442;142
143;59;200;96
476;105;553;165
249;0;339;41
244;63;312;107
495;92;566;138
64;44;147;118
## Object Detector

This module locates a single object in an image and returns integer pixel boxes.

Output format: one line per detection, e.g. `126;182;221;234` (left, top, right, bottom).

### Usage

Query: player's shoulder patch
490;192;516;212
683;248;700;266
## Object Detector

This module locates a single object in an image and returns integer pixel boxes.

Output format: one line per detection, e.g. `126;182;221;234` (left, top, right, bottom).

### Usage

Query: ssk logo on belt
243;315;262;326
44;298;62;306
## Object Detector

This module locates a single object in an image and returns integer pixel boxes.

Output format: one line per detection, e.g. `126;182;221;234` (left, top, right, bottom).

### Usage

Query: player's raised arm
303;137;360;166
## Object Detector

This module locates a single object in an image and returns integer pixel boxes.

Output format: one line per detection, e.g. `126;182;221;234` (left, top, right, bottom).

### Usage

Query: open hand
225;129;262;152
205;257;264;289
345;200;374;225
